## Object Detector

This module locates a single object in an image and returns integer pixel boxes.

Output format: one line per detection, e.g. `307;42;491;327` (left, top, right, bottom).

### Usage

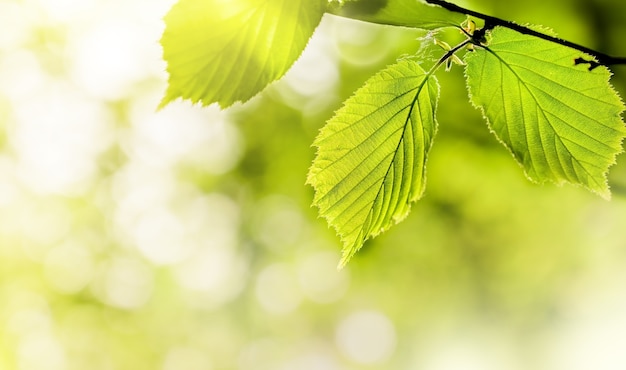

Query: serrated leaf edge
308;60;440;267
463;27;626;199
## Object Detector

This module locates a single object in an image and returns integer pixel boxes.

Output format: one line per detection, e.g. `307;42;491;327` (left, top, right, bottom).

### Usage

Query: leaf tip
157;95;173;111
158;82;183;110
595;183;612;200
337;245;357;269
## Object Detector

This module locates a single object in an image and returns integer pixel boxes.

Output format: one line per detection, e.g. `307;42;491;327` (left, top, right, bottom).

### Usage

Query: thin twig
425;0;626;68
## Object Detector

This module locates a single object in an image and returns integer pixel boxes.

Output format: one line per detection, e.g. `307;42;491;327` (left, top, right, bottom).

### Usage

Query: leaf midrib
350;71;433;248
483;46;602;185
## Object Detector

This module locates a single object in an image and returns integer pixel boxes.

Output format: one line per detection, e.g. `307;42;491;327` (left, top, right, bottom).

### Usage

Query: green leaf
327;0;464;29
160;0;326;108
308;59;439;267
465;27;626;198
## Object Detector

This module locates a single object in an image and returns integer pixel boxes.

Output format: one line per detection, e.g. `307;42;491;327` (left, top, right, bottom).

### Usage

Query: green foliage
307;60;438;267
465;27;626;198
160;0;327;108
160;0;626;264
327;0;464;29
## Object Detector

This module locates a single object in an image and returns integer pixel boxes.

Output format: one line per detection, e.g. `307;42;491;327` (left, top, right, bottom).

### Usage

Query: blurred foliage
1;0;626;369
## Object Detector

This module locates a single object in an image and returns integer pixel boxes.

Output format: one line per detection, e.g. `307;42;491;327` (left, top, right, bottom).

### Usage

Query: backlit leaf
465;27;626;198
160;0;326;108
308;59;439;266
327;0;464;29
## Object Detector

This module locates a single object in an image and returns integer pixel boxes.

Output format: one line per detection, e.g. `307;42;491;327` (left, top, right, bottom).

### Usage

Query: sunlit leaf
160;0;326;108
465;27;626;198
308;59;439;266
327;0;464;29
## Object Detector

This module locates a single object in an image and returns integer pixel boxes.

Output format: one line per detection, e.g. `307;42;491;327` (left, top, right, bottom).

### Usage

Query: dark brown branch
425;0;626;69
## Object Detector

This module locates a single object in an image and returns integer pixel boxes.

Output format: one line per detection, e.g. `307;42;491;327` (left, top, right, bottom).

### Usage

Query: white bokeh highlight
128;101;242;173
70;19;152;100
11;83;113;195
98;257;154;310
43;240;95;294
255;263;303;315
335;310;397;364
297;251;349;304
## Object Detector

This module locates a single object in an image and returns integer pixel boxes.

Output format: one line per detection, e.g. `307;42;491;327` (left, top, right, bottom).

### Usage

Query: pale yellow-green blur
1;0;626;369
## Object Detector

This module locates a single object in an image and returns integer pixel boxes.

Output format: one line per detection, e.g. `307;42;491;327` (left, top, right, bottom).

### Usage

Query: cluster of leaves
160;0;626;266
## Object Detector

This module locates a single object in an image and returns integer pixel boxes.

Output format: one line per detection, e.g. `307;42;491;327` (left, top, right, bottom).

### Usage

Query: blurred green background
2;0;626;369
